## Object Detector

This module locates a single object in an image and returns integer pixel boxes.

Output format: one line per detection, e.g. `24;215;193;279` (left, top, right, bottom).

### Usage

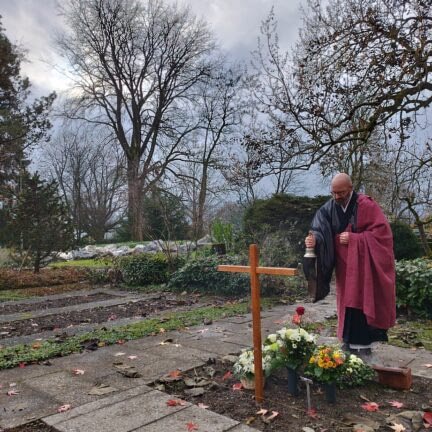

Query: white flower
267;334;277;343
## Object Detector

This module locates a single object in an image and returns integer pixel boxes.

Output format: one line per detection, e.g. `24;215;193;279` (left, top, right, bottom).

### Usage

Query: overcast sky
0;0;328;194
0;0;306;96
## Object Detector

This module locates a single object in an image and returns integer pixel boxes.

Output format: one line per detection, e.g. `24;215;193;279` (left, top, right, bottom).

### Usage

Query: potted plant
265;327;317;396
305;344;347;403
233;348;273;389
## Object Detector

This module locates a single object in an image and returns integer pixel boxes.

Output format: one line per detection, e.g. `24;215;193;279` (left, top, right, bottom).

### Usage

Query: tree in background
56;0;216;240
43;124;126;243
0;18;55;195
0;173;74;272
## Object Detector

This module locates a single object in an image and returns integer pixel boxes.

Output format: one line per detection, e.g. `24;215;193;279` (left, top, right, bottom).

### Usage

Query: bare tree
252;1;432;172
56;0;216;240
42;125;126;243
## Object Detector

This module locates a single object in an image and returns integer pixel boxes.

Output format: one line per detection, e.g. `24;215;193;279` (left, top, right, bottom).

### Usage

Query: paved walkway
0;291;431;431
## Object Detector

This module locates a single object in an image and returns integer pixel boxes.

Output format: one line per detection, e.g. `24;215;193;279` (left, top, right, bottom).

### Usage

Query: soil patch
0;295;199;339
155;359;432;431
0;292;117;314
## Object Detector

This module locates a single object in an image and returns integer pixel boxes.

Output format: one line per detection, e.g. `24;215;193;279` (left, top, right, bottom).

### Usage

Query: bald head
331;173;352;190
331;173;353;206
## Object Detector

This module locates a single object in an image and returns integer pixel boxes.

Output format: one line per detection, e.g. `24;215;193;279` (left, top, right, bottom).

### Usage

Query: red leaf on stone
7;390;19;396
116;339;126;345
222;371;232;381
19;362;26;368
232;382;243;391
168;370;182;378
388;400;404;408
166;399;187;407
361;402;379;412
186;422;199;431
57;404;71;413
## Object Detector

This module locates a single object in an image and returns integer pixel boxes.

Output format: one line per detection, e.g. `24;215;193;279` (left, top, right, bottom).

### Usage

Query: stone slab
24;371;102;407
180;337;242;356
135;403;239;432
45;389;189;432
44;385;153;426
0;382;59;429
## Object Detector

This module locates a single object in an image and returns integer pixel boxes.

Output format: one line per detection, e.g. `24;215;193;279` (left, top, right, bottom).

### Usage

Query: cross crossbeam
217;244;298;403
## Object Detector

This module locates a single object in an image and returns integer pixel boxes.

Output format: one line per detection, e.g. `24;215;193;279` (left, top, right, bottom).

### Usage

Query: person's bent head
330;173;353;207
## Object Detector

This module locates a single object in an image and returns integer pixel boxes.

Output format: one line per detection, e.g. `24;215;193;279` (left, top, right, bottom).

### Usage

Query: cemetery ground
0;267;431;431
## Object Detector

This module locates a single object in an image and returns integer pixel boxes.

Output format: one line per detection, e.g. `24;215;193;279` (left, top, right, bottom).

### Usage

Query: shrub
167;255;250;296
115;253;185;286
395;258;432;317
243;194;328;262
390;220;422;260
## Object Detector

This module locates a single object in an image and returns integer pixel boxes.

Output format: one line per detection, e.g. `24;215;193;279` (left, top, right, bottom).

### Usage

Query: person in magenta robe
304;173;396;359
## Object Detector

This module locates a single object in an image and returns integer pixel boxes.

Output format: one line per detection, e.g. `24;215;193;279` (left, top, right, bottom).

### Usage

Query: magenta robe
334;194;396;340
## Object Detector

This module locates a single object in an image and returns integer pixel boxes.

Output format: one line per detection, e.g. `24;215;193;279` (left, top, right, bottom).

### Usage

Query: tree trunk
417;222;432;257
196;164;208;240
34;252;41;273
127;159;144;241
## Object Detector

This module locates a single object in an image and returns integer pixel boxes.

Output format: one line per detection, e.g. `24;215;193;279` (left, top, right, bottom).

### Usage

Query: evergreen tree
1;172;74;272
0;17;55;194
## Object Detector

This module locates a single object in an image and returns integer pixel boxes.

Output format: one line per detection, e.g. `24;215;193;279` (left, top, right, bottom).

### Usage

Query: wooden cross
217;244;298;403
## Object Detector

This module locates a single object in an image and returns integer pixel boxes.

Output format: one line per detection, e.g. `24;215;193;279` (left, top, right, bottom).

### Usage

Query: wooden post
249;244;263;403
217;244;298;402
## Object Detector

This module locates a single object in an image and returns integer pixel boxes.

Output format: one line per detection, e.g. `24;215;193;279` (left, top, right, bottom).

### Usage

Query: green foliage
338;354;375;388
0;173;74;272
143;188;190;240
390;220;423;260
50;258;113;268
211;219;234;251
243;194;328;262
115;252;185;286
0;302;249;369
0;19;55;192
168;255;250;296
395;258;432;317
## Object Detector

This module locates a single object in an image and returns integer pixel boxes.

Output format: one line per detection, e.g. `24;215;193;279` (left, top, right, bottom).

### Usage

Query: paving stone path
0;289;431;431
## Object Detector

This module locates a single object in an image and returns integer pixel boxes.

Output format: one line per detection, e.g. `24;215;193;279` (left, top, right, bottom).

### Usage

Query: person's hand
339;231;349;245
305;233;316;248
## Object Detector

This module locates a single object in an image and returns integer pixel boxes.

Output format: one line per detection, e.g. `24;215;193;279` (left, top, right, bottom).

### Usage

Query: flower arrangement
338;353;375;388
305;344;346;383
233;347;273;380
265;327;317;371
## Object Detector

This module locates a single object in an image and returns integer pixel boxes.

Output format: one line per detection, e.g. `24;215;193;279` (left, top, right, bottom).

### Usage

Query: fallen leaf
169;370;182;378
389;423;406;432
159;338;173;345
424;412;432;425
388;400;404;408
19;362;26;368
263;411;279;423
32;341;42;349
7;390;19;396
232;382;243;391
166;399;187;407
114;352;126;357
107;314;117;321
159;328;166;333
245;416;256;425
72;369;85;375
361;402;379;412
306;408;318;418
127;355;137;360
197;403;209;409
256;408;268;416
116;339;125;345
186;421;199;431
88;384;117;395
222;371;232;381
359;394;371;402
57;404;71;413
423;364;432;368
